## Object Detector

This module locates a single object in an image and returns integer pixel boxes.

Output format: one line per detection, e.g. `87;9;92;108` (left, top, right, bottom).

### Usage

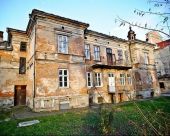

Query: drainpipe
30;16;37;110
33;23;36;110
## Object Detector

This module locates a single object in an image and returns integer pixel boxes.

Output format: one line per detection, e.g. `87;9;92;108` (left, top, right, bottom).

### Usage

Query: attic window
20;42;27;51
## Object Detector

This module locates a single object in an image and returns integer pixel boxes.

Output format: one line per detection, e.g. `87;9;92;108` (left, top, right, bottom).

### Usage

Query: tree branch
116;16;170;37
135;9;170;16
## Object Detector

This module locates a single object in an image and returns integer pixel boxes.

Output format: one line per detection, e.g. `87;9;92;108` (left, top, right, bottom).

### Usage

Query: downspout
33;18;37;109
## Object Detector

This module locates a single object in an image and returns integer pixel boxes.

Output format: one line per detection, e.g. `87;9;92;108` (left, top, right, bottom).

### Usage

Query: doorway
14;85;26;106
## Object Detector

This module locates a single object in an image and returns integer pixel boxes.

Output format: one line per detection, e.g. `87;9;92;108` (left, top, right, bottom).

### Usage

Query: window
58;35;68;54
85;44;90;59
94;46;100;61
19;57;26;74
124;50;129;62
20;42;27;51
127;74;132;85
86;72;93;87
59;69;69;88
144;52;149;64
120;74;125;85
95;73;102;87
117;49;123;60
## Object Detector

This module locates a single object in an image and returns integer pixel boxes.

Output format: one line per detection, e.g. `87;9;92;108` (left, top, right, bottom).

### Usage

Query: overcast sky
0;0;168;41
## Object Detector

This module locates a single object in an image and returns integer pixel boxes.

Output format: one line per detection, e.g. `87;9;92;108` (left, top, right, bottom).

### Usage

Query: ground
0;96;170;135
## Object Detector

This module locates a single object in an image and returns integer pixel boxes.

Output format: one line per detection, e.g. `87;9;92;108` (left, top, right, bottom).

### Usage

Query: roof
157;39;170;49
7;27;26;34
134;39;156;46
85;29;127;42
26;9;89;34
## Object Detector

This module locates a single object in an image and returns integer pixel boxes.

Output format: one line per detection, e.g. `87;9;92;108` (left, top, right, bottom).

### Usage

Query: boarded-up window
117;49;123;60
124;50;129;62
19;57;26;74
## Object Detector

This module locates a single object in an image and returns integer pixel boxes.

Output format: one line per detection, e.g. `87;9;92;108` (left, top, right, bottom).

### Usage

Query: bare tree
115;0;170;38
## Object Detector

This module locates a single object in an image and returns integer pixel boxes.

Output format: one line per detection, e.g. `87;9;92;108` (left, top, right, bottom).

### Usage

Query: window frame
86;72;93;87
19;57;26;74
127;74;132;85
120;74;125;85
144;52;149;64
117;49;123;60
58;69;69;88
95;73;102;87
85;44;91;60
94;46;100;61
20;42;27;52
58;35;68;54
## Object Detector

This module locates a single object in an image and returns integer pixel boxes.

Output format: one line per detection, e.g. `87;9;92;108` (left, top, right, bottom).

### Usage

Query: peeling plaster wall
0;32;28;107
32;18;89;111
84;34;134;104
130;42;160;97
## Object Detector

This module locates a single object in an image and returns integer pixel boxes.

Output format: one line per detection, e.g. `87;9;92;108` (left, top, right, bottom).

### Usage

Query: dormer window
20;42;27;51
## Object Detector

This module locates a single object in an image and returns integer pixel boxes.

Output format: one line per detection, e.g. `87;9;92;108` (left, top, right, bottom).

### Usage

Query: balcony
92;60;132;70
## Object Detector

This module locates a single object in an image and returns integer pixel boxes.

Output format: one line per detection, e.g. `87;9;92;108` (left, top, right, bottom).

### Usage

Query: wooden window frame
58;69;69;88
94;46;100;61
86;72;93;87
95;73;102;87
19;57;26;74
85;44;91;60
58;35;68;54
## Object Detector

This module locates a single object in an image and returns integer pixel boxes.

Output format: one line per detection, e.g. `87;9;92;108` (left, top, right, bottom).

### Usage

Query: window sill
58;52;69;55
59;87;69;89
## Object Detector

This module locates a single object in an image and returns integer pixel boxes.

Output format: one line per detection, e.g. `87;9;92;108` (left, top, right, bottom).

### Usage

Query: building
146;31;162;44
154;39;170;92
0;9;159;111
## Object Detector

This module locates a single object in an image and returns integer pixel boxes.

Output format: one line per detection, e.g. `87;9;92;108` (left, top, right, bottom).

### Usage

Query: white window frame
94;46;100;61
58;69;69;88
120;74;125;85
85;44;90;60
127;74;132;85
86;72;93;87
58;35;68;54
95;73;102;87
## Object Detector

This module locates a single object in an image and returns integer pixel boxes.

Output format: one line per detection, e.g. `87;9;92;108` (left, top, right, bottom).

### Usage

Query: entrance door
106;48;113;65
108;73;115;93
14;85;26;106
118;93;123;102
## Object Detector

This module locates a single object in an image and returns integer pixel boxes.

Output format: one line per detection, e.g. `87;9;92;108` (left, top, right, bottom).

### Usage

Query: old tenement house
0;9;160;111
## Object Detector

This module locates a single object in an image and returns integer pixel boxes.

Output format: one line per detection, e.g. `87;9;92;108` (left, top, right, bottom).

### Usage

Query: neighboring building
154;39;170;92
0;9;160;111
146;31;162;44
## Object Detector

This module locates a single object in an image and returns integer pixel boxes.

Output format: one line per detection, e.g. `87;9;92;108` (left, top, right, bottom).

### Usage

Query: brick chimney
0;31;3;42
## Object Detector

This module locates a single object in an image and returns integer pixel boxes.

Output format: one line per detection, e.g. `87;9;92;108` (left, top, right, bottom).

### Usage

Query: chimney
0;31;3;42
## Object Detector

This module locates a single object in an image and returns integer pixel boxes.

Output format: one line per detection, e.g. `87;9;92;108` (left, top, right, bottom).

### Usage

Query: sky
0;0;168;41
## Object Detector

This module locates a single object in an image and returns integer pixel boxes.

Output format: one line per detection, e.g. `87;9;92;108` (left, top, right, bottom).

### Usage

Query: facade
154;39;170;92
0;9;159;111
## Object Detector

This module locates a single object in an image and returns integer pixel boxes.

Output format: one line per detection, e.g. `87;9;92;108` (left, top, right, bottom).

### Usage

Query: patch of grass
0;96;170;135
